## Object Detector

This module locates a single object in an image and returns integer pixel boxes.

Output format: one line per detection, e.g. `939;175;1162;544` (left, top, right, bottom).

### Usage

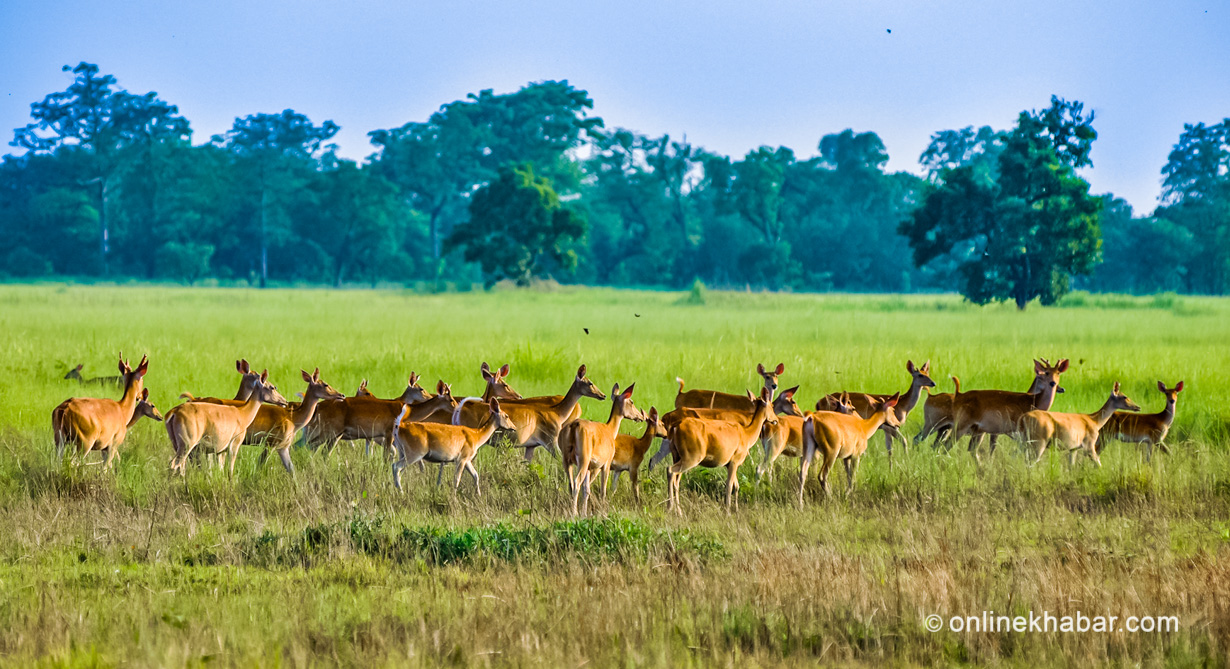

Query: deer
302;373;439;457
798;393;901;505
914;359;1067;451
562;384;647;515
355;379;373;397
63;363;124;388
1019;382;1141;466
246;369;346;475
449;365;606;462
1096;381;1184;462
165;369;283;478
387;397;516;495
53;354;152;468
674;362;784;411
815;360;935;463
665;388;777;515
756;391;861;483
647;385;803;472
421;362;527;428
53;388;163;465
948;358;1069;463
605;407;669;504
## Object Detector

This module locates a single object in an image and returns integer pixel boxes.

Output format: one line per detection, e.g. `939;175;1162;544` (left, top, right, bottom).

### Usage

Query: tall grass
0;285;1228;666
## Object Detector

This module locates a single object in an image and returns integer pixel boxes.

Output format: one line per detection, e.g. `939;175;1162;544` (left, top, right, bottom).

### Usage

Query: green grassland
1;284;1229;667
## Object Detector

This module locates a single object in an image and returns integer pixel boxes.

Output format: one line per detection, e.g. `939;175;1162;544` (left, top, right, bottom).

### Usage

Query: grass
1;284;1229;667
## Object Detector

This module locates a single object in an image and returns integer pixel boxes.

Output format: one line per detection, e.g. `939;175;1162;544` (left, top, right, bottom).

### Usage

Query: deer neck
233;378;255;401
899;378;927;414
1089;399;1120;430
554;382;586;418
742;404;771;442
1031;384;1059;411
125;410;145;429
1160;399;1177;424
473;414;502;446
239;394;264;422
858;411;888;439
634;427;657;455
292;392;325;431
118;377;142;419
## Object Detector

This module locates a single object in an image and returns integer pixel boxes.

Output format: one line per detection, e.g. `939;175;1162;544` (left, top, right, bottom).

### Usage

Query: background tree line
3;63;1227;305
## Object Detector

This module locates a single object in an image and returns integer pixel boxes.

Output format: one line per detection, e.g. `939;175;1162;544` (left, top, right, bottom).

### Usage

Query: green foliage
155;241;213;284
449;164;586;286
1156;119;1230;294
901;97;1104;308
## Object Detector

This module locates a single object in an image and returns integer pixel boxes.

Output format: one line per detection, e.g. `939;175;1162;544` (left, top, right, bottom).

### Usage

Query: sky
1;0;1227;214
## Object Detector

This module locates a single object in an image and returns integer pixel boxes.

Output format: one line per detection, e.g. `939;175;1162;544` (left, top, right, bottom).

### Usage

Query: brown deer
421;363;527;428
1019;382;1141;466
647;385;803;472
165;369;283;477
54;354;154;469
1096;381;1184;462
388;397;516;495
355;379;373;397
756;391;861;483
948;358;1069;462
451;365;606;462
674;362;785;411
64;363;123;388
249;369;346;474
665;388;777;514
914;359;1067;450
53;389;163;464
798;393;901;505
606;407;669;504
305;378;460;457
816;360;935;462
563;384;647;515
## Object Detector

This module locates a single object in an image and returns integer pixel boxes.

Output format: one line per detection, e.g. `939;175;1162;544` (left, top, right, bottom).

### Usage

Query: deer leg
601;466;611;503
647;439;672;471
102;445;118;471
609;470;622;497
883;430;894;469
819;451;838;498
435;463;445;487
573;469;587;516
630;468;641;504
278;449;296;475
523;446;536;462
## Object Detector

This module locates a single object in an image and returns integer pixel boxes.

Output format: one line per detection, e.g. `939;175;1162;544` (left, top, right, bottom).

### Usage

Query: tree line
2;63;1227;305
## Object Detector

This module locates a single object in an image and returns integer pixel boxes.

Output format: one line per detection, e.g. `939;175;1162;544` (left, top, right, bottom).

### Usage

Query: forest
2;63;1228;303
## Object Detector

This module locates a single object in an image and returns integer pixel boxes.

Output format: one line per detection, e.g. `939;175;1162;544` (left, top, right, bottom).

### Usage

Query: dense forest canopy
3;63;1228;304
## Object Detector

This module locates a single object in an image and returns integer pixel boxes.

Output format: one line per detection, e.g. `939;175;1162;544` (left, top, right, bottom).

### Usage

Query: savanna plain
1;284;1229;668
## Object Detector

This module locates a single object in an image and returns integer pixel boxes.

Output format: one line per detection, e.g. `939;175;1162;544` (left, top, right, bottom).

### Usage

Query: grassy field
1;284;1229;667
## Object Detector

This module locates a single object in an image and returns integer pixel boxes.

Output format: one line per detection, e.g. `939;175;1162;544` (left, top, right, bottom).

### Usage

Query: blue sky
2;0;1226;213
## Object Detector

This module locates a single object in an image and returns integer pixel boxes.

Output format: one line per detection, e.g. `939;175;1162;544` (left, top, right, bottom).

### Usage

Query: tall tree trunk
98;176;110;276
259;182;269;288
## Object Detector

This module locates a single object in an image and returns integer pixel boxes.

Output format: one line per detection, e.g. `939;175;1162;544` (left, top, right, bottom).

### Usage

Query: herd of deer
53;355;1184;514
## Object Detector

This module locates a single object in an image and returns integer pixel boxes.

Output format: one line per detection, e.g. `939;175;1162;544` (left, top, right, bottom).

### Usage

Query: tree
901;97;1104;308
448;164;586;286
212;110;338;287
1084;198;1193;293
12;63;190;275
1155;119;1230;293
298;158;405;287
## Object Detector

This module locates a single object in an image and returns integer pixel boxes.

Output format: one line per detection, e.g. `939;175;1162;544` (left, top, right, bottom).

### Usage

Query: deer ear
1033;359;1044;373
408;372;419;385
1157;380;1166;392
907;360;916;373
313;367;321;381
775;363;785;375
481;362;491;374
577;364;586;378
436;380;446;394
500;363;510;378
302;369;313;383
260;369;269;383
1113;381;1121;394
236;360;243;373
1175;381;1184;392
141;388;149;400
622;383;635;399
649;407;658;421
242;359;251;373
781;386;798;400
490;398;500;412
611;383;621;397
923;360;931;373
76;364;84;371
746;389;755;400
757;363;766;375
1057;359;1070;373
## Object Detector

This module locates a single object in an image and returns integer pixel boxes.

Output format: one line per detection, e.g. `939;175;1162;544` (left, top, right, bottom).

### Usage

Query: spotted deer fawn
1019;382;1140;466
563;384;647;515
665;388;777;514
1096;381;1184;462
674;363;785;411
816;360;934;462
53;354;152;469
388;397;516;495
799;393;901;505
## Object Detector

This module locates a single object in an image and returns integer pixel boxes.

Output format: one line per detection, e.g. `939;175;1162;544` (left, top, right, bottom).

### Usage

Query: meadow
1;284;1229;667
